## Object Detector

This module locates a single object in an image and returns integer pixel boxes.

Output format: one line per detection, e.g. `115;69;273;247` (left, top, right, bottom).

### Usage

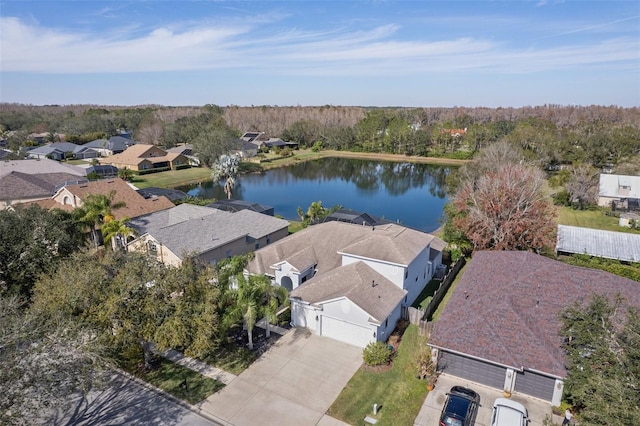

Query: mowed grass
119;356;224;405
328;325;428;426
132;167;213;189
556;206;640;234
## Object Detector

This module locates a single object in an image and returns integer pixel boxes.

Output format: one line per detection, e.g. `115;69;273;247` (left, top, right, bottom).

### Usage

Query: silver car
491;398;528;426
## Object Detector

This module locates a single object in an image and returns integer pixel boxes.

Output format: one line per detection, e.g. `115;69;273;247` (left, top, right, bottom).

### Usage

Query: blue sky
1;1;638;107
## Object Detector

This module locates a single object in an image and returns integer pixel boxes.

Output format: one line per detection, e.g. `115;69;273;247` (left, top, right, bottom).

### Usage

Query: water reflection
177;158;452;232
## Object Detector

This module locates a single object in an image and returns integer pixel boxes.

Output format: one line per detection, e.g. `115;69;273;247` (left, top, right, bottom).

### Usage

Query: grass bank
556;206;640;234
132;167;213;189
328;324;428;426
259;149;468;170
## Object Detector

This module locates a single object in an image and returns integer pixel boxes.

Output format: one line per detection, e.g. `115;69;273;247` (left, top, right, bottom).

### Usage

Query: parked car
439;386;480;426
491;398;528;426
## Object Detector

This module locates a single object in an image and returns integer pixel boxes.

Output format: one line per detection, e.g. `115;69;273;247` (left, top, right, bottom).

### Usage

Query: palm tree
255;276;289;338
211;154;239;199
117;167;134;182
74;191;126;250
232;274;262;350
102;216;136;252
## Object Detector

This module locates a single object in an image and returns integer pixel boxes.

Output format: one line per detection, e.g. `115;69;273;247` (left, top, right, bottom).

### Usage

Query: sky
0;1;639;107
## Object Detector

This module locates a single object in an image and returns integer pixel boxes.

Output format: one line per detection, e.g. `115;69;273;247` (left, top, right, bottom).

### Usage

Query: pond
177;157;452;233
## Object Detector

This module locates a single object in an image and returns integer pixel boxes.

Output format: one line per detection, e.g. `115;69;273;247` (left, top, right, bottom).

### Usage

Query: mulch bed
228;325;284;357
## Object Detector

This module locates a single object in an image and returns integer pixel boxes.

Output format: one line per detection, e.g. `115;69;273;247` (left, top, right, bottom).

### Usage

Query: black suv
439;386;480;426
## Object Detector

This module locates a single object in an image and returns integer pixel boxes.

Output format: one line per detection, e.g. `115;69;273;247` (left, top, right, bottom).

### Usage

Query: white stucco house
598;173;640;208
247;221;446;348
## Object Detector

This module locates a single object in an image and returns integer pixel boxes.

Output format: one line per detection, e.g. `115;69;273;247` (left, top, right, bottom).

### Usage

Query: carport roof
429;251;640;378
556;224;640;262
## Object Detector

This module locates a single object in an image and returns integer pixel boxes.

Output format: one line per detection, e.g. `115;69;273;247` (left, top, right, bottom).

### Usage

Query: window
404;270;408;279
225;249;232;258
255;242;260;250
266;235;271;245
147;241;157;253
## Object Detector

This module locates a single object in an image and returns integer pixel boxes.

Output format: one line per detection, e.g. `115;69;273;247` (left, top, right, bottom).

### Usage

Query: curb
114;368;230;426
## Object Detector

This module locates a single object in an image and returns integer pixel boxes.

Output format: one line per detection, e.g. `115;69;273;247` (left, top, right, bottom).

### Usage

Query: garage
514;370;556;401
320;315;373;348
438;351;506;390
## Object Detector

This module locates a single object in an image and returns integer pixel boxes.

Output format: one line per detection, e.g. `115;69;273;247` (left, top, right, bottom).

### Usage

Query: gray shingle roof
556;225;640;262
290;262;407;323
429;251;640;378
130;205;289;259
0;158;86;177
0;171;86;201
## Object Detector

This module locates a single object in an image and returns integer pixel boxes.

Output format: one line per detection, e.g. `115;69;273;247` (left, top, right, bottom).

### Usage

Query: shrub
362;341;392;366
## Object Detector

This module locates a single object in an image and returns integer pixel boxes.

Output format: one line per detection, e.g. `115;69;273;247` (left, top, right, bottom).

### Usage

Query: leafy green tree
0;206;83;298
74;191;125;250
561;295;640;425
296;200;340;228
255;275;289;338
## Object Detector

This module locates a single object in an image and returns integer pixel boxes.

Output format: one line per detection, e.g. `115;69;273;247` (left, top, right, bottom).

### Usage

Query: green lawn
202;342;256;376
328;325;429;426
556;206;640;234
120;356;224;405
132;167;213;189
411;279;441;310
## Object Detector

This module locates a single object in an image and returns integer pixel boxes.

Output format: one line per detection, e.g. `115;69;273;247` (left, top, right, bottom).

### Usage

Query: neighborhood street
52;371;220;426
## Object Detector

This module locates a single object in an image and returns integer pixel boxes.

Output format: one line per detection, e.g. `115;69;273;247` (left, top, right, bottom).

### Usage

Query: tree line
2;103;639;169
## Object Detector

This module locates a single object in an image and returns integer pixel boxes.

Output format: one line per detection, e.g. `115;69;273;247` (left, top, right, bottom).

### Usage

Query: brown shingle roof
429;251;640;377
104;144;184;167
249;221;436;276
290;262;407;323
61;178;174;219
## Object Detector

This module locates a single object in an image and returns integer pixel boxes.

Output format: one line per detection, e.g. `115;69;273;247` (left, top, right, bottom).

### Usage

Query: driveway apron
199;328;362;426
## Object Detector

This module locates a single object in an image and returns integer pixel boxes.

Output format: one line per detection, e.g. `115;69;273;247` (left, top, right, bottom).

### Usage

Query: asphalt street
50;371;219;426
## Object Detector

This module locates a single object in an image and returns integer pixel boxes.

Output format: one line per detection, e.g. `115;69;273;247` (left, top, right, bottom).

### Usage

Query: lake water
177;157;452;233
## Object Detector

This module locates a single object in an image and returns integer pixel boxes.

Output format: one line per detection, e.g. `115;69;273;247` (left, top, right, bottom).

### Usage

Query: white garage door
320;315;373;348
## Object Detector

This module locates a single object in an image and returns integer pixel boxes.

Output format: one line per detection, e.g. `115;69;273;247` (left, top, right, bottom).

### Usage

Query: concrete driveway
199;328;363;426
414;373;563;426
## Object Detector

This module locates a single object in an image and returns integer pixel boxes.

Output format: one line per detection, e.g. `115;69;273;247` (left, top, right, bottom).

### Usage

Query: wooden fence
401;256;466;337
422;256;466;321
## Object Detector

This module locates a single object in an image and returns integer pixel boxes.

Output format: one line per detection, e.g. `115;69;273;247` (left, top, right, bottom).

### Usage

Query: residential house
85;136;137;156
137;187;189;203
556;225;640;262
101;144;188;172
229;138;258;159
86;164;119;178
27;142;99;160
440;128;467;137
44;178;174;220
240;132;288;149
207;199;274;216
428;251;640;405
598;174;640;209
247;221;445;348
321;208;392;227
166;144;200;166
0;159;86;208
0;149;11;160
127;204;290;267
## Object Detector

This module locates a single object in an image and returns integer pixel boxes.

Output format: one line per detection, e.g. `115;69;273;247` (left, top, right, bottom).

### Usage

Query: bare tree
450;163;556;252
566;163;599;210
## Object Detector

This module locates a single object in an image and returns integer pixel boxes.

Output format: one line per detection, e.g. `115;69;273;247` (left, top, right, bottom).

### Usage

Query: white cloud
1;16;638;76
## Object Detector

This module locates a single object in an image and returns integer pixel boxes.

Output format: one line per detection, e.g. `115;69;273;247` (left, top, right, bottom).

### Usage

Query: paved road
51;371;220;426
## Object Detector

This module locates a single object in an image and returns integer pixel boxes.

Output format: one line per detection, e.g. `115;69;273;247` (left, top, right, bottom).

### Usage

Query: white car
490;398;528;426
